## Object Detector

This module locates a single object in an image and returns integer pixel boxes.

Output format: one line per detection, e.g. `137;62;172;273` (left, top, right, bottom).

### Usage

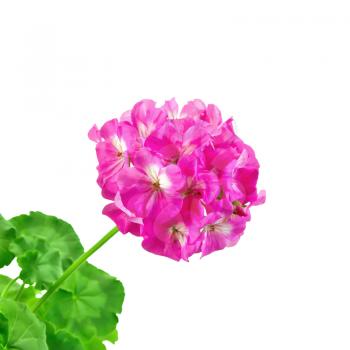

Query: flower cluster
89;99;265;260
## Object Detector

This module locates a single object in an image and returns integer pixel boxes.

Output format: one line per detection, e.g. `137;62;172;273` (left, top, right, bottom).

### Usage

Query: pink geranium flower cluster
89;99;265;261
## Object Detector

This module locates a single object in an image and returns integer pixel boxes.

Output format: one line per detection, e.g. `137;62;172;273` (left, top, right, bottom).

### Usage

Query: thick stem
32;226;118;313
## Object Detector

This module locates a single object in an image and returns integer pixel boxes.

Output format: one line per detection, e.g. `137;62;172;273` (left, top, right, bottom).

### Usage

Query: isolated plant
0;98;264;349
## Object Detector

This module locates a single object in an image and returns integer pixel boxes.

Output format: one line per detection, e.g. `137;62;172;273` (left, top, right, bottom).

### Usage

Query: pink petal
119;186;157;218
159;164;185;192
162;98;179;119
205;104;222;127
117;167;150;192
182;123;210;154
131;99;167;139
144;134;180;164
233;167;259;202
178;155;197;177
103;203;141;236
132;148;164;172
200;215;247;257
197;171;220;204
88;124;101;142
181;196;204;225
142;204;199;261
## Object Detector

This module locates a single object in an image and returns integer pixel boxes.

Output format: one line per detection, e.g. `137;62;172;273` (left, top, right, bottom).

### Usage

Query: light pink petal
117;167;150;192
114;192;143;224
205;147;238;172
132;148;164;173
100;177;119;200
131;99;167;139
103;203;141;236
100;119;119;140
181;99;206;120
95;142;127;198
196;171;220;203
213;118;239;148
182;123;210;154
88;124;101;142
119;186;157;218
201;215;247;257
204;104;222;127
159;164;185;192
250;190;266;206
162;98;179;119
144;135;180;164
118;121;141;152
142;204;198;261
120;110;132;122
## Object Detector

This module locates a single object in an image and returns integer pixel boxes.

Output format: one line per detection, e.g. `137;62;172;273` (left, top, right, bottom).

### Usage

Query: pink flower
116;149;184;218
131;99;167;139
142;204;200;261
90;99;265;260
200;212;248;257
89;119;140;199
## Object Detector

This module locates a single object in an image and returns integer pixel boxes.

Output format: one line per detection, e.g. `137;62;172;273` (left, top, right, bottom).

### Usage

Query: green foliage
17;240;63;290
0;212;125;349
0;313;8;348
0;298;48;350
10;212;84;289
0;275;37;306
0;216;16;268
45;322;84;350
39;263;125;349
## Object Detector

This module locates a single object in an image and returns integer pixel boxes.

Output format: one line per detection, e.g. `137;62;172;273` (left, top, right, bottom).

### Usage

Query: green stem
32;226;119;313
15;283;25;301
1;276;19;298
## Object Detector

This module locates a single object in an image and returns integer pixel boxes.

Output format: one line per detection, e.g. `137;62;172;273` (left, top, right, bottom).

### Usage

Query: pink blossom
142;204;200;261
90;99;265;260
89;118;140;199
200;212;248;257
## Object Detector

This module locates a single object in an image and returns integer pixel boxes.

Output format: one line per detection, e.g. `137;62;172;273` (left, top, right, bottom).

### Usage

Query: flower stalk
32;226;119;312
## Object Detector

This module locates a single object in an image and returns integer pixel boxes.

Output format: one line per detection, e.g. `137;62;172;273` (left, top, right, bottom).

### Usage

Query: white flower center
158;172;171;189
169;223;187;246
146;165;171;190
112;136;126;154
203;219;232;236
138;122;154;138
146;164;160;183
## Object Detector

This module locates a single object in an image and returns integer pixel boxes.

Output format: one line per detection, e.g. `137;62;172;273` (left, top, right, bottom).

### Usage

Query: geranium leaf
0;313;8;347
38;263;124;348
0;298;48;350
17;240;63;290
84;337;107;350
46;322;84;350
0;216;16;268
0;275;38;306
9;212;84;289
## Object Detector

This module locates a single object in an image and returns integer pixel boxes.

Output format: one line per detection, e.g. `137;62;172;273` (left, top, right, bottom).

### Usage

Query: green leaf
0;216;16;268
17;240;63;290
39;263;124;348
0;275;37;306
9;212;84;288
0;313;8;347
0;298;48;350
46;322;84;350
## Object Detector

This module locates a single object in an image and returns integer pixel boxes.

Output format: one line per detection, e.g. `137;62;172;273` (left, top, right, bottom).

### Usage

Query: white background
1;1;350;349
